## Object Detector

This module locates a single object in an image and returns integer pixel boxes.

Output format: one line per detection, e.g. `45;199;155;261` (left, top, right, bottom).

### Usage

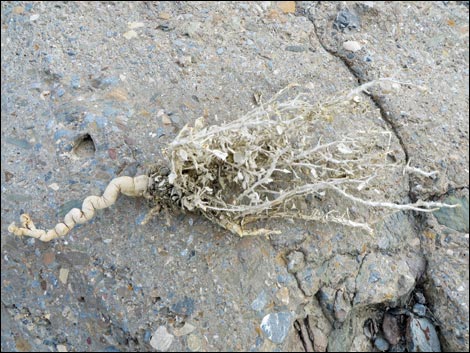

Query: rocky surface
1;1;468;352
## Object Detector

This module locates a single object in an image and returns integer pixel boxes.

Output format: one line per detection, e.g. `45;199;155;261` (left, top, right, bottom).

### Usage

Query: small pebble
374;337;390;351
150;326;173;352
43;252;55;266
285;45;306;52
108;148;117;160
276;287;289;306
56;88;65;97
4;137;32;150
128;22;144;29
343;40;362;52
57;344;68;352
216;47;225;55
414;292;426;304
70;75;81;89
48;183;60;191
187;334;202;351
382;312;400;345
162;114;172;125
173;323;196;336
143;330;151;343
412;303;426;317
156;127;165;138
260;312;292;344
333;9;360;31
123;30;138;40
59;268;69;284
159;12;171;20
251;290;268;311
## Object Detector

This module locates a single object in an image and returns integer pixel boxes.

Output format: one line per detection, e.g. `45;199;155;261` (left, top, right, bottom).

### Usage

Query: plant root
8;175;149;242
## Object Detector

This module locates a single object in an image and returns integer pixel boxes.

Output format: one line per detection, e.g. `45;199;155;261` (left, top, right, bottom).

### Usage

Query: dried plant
8;80;457;242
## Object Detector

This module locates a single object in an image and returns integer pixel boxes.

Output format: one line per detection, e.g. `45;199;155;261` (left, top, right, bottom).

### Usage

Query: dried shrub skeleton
8;80;457;242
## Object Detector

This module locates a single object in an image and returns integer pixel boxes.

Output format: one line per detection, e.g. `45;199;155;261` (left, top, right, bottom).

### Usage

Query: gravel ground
1;2;468;352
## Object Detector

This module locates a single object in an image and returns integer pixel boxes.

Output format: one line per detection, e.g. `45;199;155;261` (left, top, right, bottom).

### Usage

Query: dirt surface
1;2;468;352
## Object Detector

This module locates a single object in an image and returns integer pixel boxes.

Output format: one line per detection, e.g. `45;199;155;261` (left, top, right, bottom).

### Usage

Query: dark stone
333;9;360;31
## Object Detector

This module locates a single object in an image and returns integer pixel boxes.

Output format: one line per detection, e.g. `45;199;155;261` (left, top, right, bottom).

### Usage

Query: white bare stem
328;185;458;212
403;159;439;178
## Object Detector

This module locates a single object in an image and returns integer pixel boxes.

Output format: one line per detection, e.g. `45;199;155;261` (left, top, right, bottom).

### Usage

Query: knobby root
8;175;149;242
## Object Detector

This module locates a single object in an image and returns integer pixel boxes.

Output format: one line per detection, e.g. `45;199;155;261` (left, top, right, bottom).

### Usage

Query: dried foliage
9;80;458;241
149;80;456;236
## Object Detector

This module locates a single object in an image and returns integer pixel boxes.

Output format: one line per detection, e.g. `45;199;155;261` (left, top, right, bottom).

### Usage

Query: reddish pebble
108;148;117;160
42;252;55;265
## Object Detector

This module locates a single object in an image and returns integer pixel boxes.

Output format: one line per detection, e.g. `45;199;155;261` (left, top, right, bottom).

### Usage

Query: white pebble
57;344;68;352
48;183;60;191
123;30;138;40
128;22;145;29
173;323;196;336
59;268;69;284
343;41;362;52
150;326;173;351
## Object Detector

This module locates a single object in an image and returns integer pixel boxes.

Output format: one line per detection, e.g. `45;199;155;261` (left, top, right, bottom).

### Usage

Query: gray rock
260;312;292;344
412;303;426;317
374;337;390;352
316;287;335;323
173;322;196;337
296;266;321;296
382;312;401;345
285;45;306;52
353;253;418;306
432;195;469;232
311;326;329;352
424;241;469;352
286;251;305;274
270;231;306;249
406;317;441;352
414;292;426;305
251;290;268;311
333;289;352;323
305;299;333;352
333;8;360;31
351;334;373;352
327;313;356;352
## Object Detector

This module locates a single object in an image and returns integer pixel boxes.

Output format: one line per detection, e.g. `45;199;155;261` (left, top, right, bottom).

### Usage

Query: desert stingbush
8;79;458;242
